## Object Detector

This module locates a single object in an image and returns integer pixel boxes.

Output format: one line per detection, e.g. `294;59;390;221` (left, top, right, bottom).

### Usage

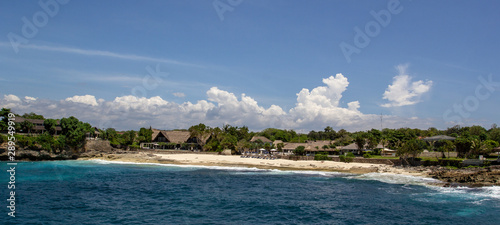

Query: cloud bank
1;74;433;131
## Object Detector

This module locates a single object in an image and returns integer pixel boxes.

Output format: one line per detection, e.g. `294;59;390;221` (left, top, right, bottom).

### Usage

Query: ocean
1;160;499;224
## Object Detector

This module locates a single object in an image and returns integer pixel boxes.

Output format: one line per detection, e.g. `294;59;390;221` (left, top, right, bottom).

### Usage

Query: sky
1;0;499;132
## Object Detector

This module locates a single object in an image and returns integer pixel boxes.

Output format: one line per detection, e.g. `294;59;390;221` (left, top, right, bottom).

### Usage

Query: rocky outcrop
0;149;79;161
0;139;115;161
430;166;500;187
84;140;113;152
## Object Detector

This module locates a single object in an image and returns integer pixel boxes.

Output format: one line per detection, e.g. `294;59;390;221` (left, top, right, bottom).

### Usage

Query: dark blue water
1;160;499;224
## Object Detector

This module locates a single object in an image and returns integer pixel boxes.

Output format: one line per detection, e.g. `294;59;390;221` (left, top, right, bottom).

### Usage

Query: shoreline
78;152;500;187
80;152;431;177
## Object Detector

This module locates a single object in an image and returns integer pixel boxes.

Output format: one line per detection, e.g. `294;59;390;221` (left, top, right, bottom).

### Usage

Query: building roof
151;129;191;143
15;117;62;131
281;141;335;151
340;143;363;150
283;142;306;150
15;117;45;124
250;136;272;143
164;130;191;143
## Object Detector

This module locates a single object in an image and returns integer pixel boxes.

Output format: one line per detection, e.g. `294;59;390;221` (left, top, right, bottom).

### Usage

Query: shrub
340;152;355;163
363;153;372;158
314;154;330;161
0;134;7;144
129;143;140;149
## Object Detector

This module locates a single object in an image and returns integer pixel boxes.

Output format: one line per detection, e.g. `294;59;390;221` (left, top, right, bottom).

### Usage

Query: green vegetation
340;152;355;163
314;153;330;161
293;146;306;156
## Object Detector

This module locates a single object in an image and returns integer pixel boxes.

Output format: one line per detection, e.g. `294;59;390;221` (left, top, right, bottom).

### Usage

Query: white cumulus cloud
4;94;21;102
24;96;37;102
382;64;433;107
289;73;370;129
65;95;99;106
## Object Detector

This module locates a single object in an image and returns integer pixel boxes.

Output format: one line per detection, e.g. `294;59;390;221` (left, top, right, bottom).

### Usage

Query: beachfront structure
380;148;397;157
15;117;62;134
339;143;385;155
141;129;198;150
281;140;336;155
85;127;101;140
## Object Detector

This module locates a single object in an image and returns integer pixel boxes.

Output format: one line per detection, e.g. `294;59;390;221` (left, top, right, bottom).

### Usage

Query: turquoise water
1;160;499;224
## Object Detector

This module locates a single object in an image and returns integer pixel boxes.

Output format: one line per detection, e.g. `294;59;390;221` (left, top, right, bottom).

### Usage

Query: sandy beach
82;152;430;177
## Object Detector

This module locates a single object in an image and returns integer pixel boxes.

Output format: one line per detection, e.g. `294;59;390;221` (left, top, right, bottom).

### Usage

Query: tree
122;130;136;146
220;134;237;151
397;139;424;159
366;134;378;150
469;125;487;139
189;123;210;150
436;140;455;158
324;126;336;140
236;139;250;153
354;135;366;153
455;137;472;158
20;120;34;134
137;127;153;143
237;126;250;141
60;116;92;151
22;112;45;120
481;140;499;156
276;142;284;155
293;146;306;156
488;127;500;143
37;132;56;153
104;128;119;146
44;119;58;135
0;108;12;131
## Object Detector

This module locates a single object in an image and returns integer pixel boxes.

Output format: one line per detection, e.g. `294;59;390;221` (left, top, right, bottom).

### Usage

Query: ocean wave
351;172;500;201
88;159;344;177
428;185;500;201
349;172;442;185
90;159;270;171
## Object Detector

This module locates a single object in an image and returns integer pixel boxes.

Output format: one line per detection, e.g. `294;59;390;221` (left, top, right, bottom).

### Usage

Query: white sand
153;153;427;176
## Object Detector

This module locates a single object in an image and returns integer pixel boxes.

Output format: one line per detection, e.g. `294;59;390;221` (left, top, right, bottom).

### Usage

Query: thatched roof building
151;129;191;143
250;136;272;143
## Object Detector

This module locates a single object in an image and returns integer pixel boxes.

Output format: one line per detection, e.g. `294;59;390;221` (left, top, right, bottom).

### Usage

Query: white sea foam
90;159;271;172
89;159;343;176
429;185;500;201
350;172;442;185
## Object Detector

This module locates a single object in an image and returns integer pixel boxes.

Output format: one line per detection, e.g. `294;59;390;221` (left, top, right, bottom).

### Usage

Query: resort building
86;127;101;140
15;117;62;134
281;140;336;155
141;129;199;150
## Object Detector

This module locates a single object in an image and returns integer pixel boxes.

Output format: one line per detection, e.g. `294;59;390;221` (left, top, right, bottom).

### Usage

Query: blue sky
1;0;499;131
